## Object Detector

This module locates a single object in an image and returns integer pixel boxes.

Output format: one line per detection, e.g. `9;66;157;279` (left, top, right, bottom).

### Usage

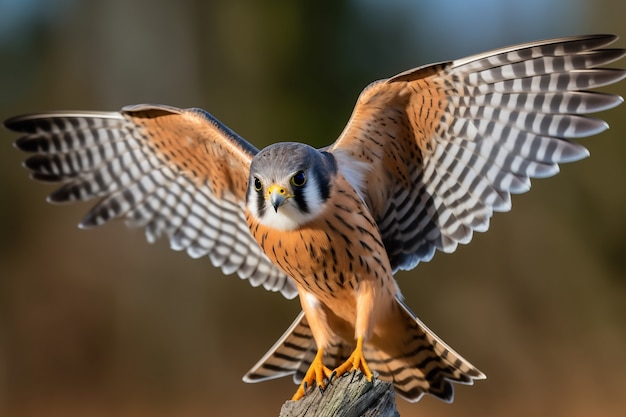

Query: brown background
0;1;625;416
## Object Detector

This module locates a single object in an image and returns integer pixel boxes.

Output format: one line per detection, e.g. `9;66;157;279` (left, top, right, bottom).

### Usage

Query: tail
243;299;485;403
367;297;485;402
243;311;348;384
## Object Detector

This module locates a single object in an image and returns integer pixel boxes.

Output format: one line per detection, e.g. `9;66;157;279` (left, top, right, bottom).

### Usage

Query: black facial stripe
317;172;331;201
293;185;309;214
255;184;266;218
318;151;335;202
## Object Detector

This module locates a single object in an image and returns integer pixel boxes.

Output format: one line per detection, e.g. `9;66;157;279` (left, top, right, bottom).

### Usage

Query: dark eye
253;177;263;192
290;171;306;187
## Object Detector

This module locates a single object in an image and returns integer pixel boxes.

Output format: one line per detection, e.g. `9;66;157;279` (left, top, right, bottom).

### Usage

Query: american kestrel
5;34;625;403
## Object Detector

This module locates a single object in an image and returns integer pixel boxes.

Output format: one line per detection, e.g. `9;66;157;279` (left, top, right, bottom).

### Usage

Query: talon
329;370;338;382
292;384;307;402
291;348;333;401
332;336;374;381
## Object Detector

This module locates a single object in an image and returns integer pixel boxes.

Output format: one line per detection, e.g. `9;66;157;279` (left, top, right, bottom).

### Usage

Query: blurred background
0;0;625;416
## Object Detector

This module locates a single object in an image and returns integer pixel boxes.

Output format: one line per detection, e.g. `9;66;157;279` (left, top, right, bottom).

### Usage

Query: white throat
259;201;308;231
248;173;327;231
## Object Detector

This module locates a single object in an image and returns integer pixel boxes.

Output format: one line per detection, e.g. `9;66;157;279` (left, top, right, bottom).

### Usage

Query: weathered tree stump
279;371;399;417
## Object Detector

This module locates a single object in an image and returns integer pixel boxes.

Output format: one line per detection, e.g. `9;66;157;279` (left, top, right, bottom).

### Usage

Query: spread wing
328;34;626;272
6;104;297;298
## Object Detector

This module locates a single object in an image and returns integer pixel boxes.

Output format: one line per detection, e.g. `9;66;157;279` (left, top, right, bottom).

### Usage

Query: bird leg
331;336;373;381
291;347;333;401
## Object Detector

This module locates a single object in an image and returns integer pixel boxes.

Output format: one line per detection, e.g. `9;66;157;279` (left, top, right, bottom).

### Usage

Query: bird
4;34;625;404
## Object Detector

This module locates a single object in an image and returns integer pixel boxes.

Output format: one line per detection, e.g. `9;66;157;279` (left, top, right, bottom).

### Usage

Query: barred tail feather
368;297;485;402
244;300;484;403
243;311;352;384
243;311;315;383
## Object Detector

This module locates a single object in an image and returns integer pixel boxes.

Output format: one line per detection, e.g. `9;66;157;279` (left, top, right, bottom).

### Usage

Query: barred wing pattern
330;34;625;272
7;105;297;299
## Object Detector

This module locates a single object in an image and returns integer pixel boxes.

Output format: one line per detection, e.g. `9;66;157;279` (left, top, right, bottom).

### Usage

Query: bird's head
246;142;336;231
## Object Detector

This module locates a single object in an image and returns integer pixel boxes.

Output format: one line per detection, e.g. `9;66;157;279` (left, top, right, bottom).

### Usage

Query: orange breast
246;174;397;319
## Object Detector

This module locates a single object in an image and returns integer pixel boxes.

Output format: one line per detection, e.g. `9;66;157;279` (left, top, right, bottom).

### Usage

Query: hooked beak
267;184;293;212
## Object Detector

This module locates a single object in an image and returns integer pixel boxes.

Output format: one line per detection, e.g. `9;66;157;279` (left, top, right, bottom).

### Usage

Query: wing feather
6;105;297;298
329;34;625;272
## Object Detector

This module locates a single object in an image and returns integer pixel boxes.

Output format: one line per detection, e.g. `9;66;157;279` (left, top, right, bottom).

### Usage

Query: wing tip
451;33;622;69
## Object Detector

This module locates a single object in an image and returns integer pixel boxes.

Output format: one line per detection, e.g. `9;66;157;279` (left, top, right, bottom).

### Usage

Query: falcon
5;34;625;403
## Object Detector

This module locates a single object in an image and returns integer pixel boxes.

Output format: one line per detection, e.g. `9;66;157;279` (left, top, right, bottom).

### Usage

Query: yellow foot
331;336;374;381
291;348;333;401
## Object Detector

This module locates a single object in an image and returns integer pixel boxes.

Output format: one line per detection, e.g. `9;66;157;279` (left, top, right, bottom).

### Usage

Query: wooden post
279;371;400;417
